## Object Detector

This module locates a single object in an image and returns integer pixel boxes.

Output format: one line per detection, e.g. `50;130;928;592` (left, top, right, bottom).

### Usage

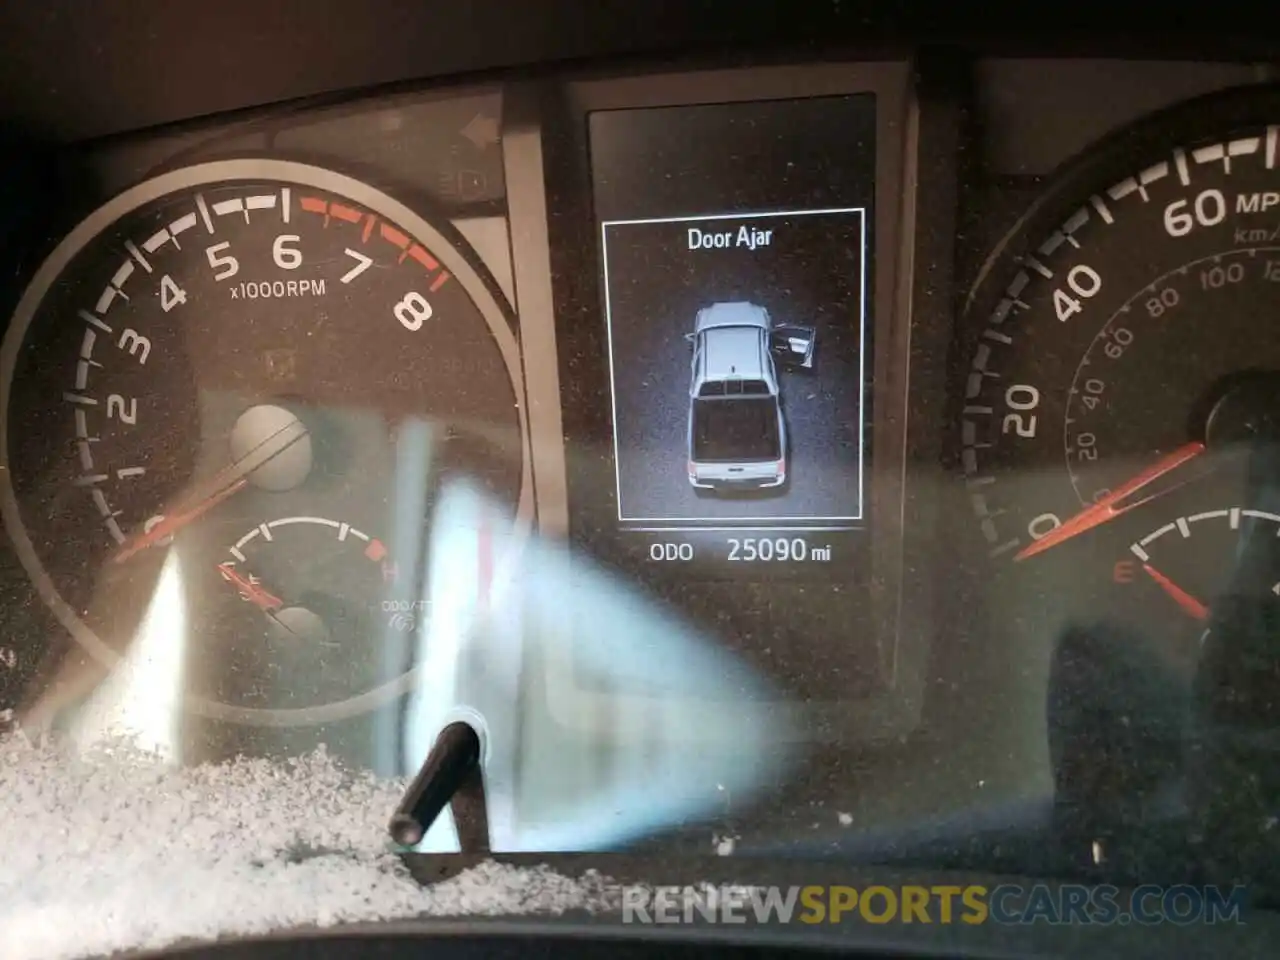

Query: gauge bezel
0;157;533;727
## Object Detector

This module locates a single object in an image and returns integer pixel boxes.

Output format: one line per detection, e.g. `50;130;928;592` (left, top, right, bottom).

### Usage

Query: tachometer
0;159;530;725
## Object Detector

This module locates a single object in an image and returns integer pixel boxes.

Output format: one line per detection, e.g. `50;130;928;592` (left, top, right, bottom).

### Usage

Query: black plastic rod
389;722;483;848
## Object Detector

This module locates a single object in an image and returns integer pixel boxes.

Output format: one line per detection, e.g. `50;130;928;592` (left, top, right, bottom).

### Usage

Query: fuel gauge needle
1014;441;1207;561
1142;563;1209;621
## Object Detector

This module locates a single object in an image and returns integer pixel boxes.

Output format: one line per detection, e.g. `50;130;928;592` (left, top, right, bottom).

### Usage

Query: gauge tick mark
1173;148;1191;185
193;193;215;233
77;310;111;334
123;240;152;274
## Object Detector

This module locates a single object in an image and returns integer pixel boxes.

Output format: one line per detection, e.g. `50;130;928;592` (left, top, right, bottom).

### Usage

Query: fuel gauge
1114;505;1280;632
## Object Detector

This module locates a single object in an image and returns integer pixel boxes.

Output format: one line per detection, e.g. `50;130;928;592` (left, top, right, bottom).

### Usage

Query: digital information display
589;95;876;580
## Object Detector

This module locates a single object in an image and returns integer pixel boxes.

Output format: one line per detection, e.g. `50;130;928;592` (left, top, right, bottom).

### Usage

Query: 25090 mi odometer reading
644;533;837;565
961;111;1280;564
727;536;832;562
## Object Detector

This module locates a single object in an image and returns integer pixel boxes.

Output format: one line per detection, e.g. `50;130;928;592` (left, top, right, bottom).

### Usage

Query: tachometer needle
1142;563;1209;621
113;414;309;564
113;478;249;563
1014;441;1207;561
216;562;284;612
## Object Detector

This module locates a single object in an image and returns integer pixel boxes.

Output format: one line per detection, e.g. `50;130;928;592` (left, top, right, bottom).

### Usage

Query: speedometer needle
1143;564;1209;621
1014;441;1207;561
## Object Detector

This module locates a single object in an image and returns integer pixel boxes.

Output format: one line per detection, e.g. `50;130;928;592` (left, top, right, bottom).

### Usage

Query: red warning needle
216;562;283;612
1142;564;1209;621
1015;441;1207;561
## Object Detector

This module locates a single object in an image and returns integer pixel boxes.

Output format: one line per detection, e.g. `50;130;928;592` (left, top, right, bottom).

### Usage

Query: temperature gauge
201;515;408;712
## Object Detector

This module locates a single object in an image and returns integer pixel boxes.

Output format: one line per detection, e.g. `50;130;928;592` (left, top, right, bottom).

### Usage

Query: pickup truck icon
685;301;815;492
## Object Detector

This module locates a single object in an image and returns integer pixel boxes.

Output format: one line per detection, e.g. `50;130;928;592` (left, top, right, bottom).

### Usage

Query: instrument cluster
2;45;1279;854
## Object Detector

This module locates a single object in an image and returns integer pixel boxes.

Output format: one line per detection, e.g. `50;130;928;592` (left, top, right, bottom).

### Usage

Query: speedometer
960;89;1280;875
0;159;530;725
957;85;1280;660
961;88;1280;568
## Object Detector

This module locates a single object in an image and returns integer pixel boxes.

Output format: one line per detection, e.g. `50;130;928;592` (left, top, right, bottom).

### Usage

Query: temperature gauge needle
217;562;283;612
1142;564;1209;621
1015;441;1207;561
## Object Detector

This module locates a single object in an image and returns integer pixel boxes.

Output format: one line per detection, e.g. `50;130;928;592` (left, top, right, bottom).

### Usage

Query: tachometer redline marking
300;195;329;224
408;245;439;271
378;222;408;248
329;202;362;224
300;195;446;277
